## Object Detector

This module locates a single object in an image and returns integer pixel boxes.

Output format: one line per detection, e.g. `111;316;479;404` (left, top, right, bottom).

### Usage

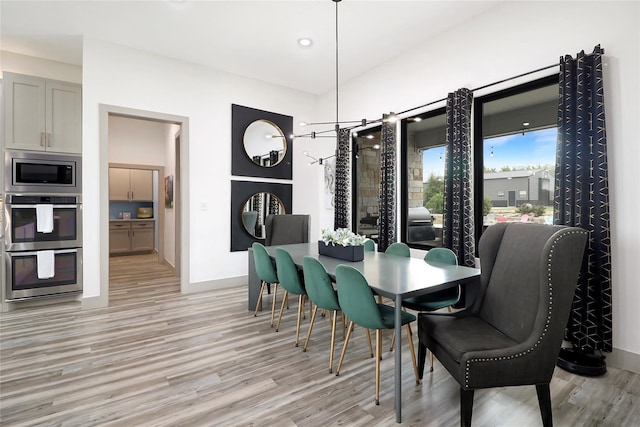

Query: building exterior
484;169;552;207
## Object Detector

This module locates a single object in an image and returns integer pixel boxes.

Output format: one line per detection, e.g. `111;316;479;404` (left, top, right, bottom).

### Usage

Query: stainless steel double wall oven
4;150;83;301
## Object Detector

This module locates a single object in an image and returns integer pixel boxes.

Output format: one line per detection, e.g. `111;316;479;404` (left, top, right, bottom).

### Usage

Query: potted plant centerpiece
318;228;367;262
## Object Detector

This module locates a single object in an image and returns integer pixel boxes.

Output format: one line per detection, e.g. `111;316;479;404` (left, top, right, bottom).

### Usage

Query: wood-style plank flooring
1;253;639;426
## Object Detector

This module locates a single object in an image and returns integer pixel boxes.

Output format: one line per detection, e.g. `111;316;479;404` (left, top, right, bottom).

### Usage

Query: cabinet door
109;225;131;254
131;222;154;251
109;168;131;201
3;73;47;151
46;81;82;153
130;169;153;201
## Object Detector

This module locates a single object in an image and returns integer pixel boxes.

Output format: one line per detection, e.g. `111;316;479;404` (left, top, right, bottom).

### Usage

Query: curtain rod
394;62;560;118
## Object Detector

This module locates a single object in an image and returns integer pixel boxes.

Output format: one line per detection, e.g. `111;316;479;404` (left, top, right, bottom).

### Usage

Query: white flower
321;228;367;247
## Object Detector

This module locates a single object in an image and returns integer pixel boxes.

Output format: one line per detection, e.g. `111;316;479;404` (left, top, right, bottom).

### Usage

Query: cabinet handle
40;132;45;146
46;133;52;147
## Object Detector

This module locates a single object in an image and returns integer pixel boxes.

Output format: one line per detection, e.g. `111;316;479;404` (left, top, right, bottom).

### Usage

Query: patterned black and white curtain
555;45;612;352
252;193;263;238
443;88;476;267
334;128;351;229
377;113;397;252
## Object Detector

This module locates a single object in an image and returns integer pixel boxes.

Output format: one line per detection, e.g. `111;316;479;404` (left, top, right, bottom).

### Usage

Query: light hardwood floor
1;253;639;426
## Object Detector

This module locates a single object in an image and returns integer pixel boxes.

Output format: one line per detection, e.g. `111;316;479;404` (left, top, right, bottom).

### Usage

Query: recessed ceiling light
523;122;530;126
298;38;313;47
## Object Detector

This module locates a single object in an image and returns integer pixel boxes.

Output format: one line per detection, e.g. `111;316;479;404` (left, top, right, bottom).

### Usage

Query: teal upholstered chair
402;247;459;371
252;242;280;327
364;239;376;252
274;248;308;347
302;256;374;373
335;264;420;405
385;241;410;257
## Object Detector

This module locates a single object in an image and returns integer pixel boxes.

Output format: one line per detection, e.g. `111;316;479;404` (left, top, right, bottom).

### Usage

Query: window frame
400;107;447;250
473;74;559;246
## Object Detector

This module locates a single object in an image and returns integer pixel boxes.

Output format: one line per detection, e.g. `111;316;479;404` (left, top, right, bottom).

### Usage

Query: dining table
247;242;481;423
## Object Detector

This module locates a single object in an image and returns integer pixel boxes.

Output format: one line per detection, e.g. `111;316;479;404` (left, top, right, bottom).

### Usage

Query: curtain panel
555;45;612;352
377;113;397;252
333;128;351;229
443;88;476;267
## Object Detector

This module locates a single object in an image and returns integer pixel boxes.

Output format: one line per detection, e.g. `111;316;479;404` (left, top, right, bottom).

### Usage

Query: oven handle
7;248;79;257
7;204;80;209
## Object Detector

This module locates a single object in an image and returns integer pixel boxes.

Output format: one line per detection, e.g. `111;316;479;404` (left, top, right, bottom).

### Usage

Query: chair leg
375;329;382;405
405;324;420;385
275;291;289;332
536;383;553;427
329;310;337;373
365;328;374;358
417;340;426;379
430;352;434;372
254;281;266;316
335;321;354;376
460;388;474;427
270;283;278;327
303;305;319;352
389;329;396;352
295;294;303;346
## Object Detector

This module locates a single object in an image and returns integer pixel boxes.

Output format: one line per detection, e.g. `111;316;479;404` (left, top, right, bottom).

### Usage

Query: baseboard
81;294;109;310
183;275;247;294
606;347;640;375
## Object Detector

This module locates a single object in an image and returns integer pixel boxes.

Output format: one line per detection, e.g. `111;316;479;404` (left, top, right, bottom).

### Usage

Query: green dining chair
384;241;410;257
274;248;308;347
252;242;280;327
364;239;376;252
334;264;420;405
402;247;459;371
302;256;373;373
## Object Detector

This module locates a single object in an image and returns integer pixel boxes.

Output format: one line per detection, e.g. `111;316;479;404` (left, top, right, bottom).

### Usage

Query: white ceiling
0;0;500;95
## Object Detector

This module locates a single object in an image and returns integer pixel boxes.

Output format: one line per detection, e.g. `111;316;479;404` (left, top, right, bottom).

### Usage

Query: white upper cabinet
109;168;153;202
3;72;82;154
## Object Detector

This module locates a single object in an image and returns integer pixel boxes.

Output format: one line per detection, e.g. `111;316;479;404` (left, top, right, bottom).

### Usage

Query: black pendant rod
334;0;340;134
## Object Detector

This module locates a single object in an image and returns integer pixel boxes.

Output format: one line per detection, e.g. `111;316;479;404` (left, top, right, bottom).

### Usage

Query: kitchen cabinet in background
109;220;155;254
109;168;153;201
3;72;82;154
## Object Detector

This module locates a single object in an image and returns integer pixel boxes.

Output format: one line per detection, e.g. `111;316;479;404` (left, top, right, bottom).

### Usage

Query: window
352;127;382;240
401;108;446;248
474;75;558;232
400;75;558;249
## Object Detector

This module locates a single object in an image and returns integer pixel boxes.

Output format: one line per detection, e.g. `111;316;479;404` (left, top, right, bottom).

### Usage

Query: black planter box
317;241;364;262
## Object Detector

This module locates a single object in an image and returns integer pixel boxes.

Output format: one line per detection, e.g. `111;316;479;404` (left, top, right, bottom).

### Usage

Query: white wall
82;38;318;298
163;123;180;268
321;1;639;367
108;115;169;165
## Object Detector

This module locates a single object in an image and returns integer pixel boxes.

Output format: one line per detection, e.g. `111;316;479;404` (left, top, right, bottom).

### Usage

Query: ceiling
0;0;500;95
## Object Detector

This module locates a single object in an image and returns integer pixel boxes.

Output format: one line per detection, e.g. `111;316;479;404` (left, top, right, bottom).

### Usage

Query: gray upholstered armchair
265;214;310;246
417;222;587;427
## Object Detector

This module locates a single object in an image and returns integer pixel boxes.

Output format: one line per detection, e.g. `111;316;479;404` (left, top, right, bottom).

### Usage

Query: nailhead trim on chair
464;229;587;388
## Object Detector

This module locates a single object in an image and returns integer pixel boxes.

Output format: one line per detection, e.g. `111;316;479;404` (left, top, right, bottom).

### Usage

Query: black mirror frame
230;180;292;251
232;104;293;179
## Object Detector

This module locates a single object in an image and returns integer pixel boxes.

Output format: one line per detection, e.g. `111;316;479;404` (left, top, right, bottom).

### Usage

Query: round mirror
242;192;286;238
243;120;287;167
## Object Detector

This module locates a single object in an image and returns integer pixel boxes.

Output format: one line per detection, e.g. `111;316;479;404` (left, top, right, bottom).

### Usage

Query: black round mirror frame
232;104;293;180
230;180;292;252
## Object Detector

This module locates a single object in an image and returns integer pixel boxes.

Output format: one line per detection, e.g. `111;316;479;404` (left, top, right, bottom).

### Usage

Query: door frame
94;104;189;308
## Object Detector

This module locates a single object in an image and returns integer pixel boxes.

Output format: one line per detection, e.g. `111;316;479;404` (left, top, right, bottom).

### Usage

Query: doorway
98;104;189;307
